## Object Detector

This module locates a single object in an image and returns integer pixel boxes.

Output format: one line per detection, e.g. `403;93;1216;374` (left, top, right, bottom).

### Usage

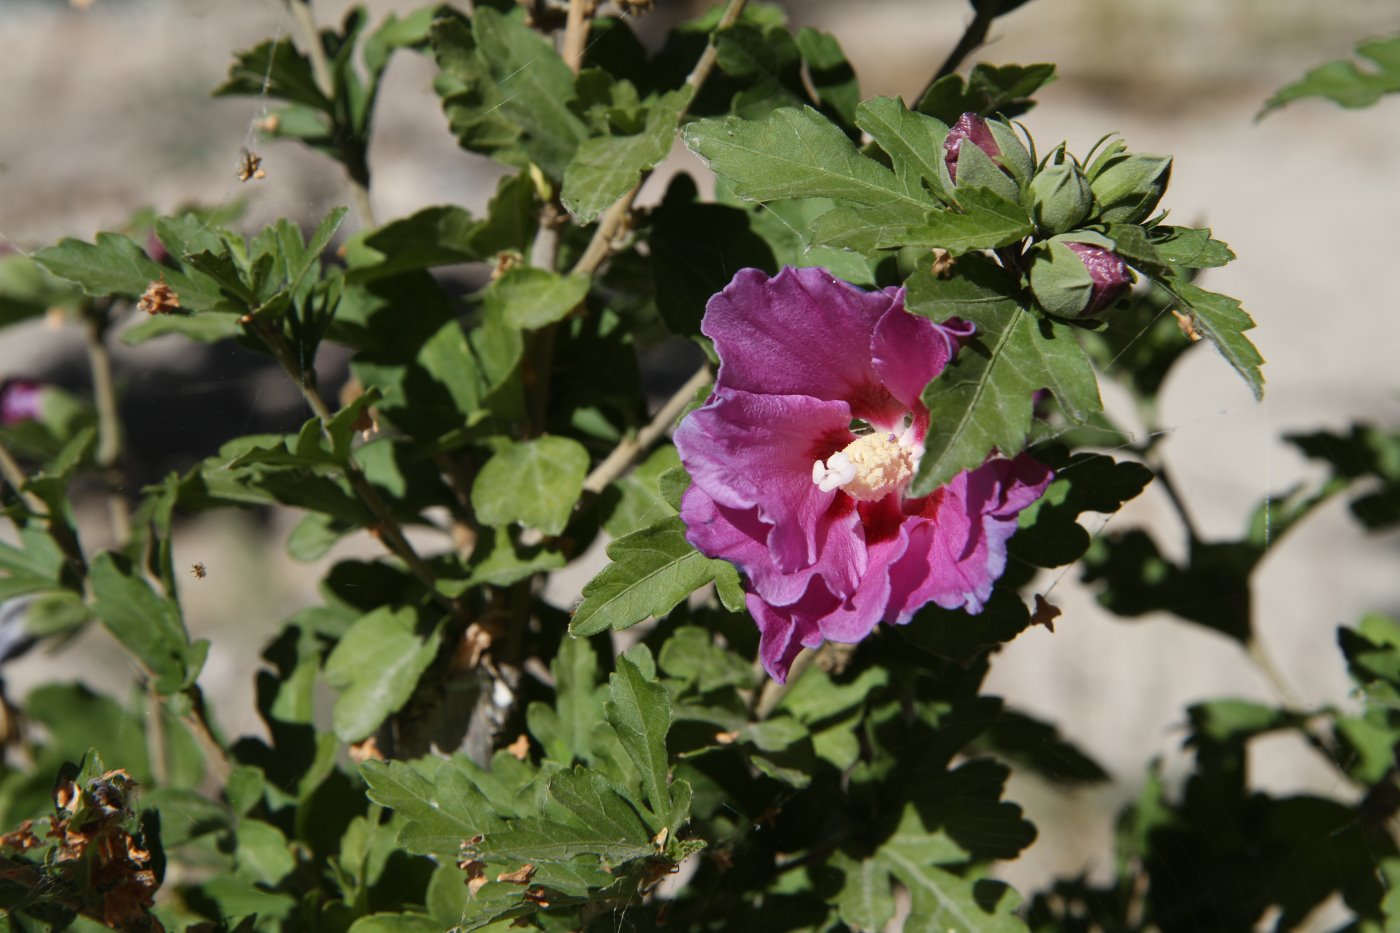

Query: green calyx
1028;159;1092;235
1089;151;1172;224
1028;240;1095;317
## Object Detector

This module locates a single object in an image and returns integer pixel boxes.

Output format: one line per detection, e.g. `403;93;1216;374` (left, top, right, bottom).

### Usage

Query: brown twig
583;364;710;494
0;439;45;515
81;305;131;543
183;685;232;784
562;0;592;75
568;0;748;279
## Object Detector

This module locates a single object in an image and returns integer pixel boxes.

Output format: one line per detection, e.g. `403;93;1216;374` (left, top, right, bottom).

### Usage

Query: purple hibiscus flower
674;268;1053;682
0;380;43;427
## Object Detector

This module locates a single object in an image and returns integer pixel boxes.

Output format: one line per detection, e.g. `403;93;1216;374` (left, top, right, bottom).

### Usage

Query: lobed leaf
908;267;1100;493
570;516;743;637
1262;33;1400;115
1166;281;1264;400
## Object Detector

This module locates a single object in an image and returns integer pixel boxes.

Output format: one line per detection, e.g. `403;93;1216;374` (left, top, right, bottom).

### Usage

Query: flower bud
940;113;1022;203
943;113;1000;183
0;380;43;427
1089;153;1171;224
1029;241;1131;318
1027;161;1092;235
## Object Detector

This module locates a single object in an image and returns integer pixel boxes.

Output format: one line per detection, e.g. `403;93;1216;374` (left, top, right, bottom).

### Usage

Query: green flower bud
1090;152;1172;224
1027;161;1092;235
1029;240;1131;318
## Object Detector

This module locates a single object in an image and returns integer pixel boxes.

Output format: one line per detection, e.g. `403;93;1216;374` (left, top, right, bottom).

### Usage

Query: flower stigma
812;431;918;501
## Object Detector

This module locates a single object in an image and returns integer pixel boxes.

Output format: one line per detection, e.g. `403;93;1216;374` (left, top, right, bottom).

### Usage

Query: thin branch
146;683;169;786
183;685;232;784
683;0;749;92
568;0;748;279
82;307;131;543
562;0;592;75
1150;461;1201;545
583;364;710;494
1245;636;1303;712
916;0;1003;104
288;0;334;98
246;317;458;616
0;439;45;515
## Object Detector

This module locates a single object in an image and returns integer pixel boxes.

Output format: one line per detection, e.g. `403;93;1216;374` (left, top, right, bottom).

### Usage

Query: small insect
1171;308;1204;342
189;562;207;580
236;148;266;183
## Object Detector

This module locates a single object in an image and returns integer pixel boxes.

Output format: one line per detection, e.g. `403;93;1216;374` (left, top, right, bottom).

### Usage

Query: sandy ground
3;0;1400;920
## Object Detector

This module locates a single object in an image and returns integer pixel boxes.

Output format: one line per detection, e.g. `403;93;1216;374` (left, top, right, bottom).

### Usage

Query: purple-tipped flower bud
0;380;43;427
943;113;1001;183
1029;241;1132;318
1067;243;1131;316
145;231;169;265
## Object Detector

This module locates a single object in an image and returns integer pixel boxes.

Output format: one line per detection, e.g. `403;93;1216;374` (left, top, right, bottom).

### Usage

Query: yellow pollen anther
812;433;916;501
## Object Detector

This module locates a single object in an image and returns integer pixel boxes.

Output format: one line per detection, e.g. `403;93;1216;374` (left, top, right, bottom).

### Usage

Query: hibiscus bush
1;1;1398;930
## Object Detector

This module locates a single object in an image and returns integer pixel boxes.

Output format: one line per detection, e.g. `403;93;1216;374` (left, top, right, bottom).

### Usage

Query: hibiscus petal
703;267;903;422
681;477;867;607
887;454;1054;621
748;587;830;683
871;301;975;433
675;388;852;574
816;496;913;642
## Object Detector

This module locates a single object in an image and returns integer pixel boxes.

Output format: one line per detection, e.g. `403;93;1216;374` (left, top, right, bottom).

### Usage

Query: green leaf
562;90;689;224
468;7;590;178
484;266;591;330
649;189;778;339
908;274;1100;493
349;183;538;281
796;28;860;126
606;654;674;828
361;757;504;859
1166;281;1264;400
1011;450;1154;568
234;818;297;886
548;635;603;765
1262;33;1400;115
854;96;950;203
346;915;443;933
471;436;589;535
658;626;754;694
683;106;930;211
323;606;443;742
121;312;242;345
0;253;79;328
907;186;1033;255
600;444;680;538
471;816;652;866
1149;225;1235;270
88;552;194;694
832;851;895;932
916;62;1056;123
33;233;170;299
546;766;653;847
570;516;743;636
215;38;330;111
882;854;1026;932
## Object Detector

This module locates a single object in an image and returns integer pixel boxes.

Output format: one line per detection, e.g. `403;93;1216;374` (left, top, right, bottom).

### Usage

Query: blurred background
2;0;1399;913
